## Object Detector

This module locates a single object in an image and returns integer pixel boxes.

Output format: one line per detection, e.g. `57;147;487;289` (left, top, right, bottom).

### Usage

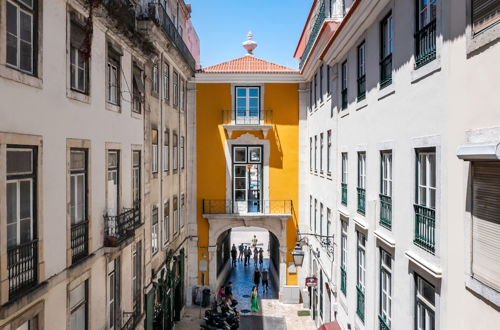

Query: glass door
232;146;262;213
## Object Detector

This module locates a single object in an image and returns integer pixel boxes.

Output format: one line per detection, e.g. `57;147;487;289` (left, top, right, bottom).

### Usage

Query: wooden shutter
472;162;500;291
472;0;500;34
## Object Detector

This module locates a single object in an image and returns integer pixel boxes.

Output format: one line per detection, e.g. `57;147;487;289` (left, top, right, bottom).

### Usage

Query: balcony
414;204;436;253
356;285;365;322
221;110;273;139
341;183;347;206
357;188;366;215
202;200;292;220
340;266;347;295
71;220;89;264
104;205;142;248
379;194;392;229
299;0;326;68
146;1;196;71
380;54;392;88
102;0;137;33
7;239;38;299
415;20;436;69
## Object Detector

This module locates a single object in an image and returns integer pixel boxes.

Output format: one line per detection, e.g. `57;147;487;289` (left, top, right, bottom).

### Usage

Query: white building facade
297;0;500;329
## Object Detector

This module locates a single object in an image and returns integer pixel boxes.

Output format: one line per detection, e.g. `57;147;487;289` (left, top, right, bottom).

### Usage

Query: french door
232;146;262;213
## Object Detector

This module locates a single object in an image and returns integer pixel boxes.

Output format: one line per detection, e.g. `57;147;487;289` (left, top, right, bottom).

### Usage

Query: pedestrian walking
231;244;237;266
253;268;261;289
245;246;252;266
253;247;258;267
261;268;269;293
258;248;264;267
238;243;244;261
251;286;259;312
243;246;248;266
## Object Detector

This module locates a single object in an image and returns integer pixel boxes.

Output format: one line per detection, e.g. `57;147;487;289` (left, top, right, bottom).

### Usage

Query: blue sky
188;0;313;69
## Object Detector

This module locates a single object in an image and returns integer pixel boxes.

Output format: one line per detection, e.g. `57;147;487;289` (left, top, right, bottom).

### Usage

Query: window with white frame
151;206;158;255
69;281;88;330
152;63;159;96
415;275;436;330
107;43;121;105
320;133;324;172
132;63;144;114
163;129;169;172
107;258;119;330
314;198;318;234
357;232;366;291
173;71;179;107
180;194;185;228
416;150;436;208
340;220;348;295
320;202;324;236
70;150;86;226
173;196;179;234
327;65;331;96
319;64;324;103
180;136;185;169
380;13;393;87
310;138;313;171
69;14;89;94
309;195;313;229
381;151;392;197
326;208;332;240
379;249;392;328
132;241;142;315
180;79;185;111
132;151;141;206
313;73;318;108
342;153;348;184
357;41;366;100
358;152;366;189
314;135;318;172
6;0;37;74
163;200;169;244
162;62;170;101
152;129;158;174
173;132;178;170
327;130;332;174
309;81;313;112
341;60;348;110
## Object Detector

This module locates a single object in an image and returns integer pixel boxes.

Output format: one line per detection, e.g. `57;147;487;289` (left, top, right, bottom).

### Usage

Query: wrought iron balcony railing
380;54;392;88
222;110;273;126
414;204;436;253
121;311;140;330
104;204;141;247
71;220;89;264
102;0;137;33
146;1;196;71
380;194;392;229
415;20;436;69
8;239;38;299
299;0;326;68
357;188;366;215
203;200;292;215
341;183;348;205
356;284;365;322
357;75;366;100
340;265;347;295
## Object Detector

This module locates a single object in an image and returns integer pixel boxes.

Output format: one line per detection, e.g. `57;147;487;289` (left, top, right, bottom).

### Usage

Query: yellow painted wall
196;82;299;285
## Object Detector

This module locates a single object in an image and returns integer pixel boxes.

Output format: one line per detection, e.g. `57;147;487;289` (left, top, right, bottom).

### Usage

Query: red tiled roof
200;55;298;74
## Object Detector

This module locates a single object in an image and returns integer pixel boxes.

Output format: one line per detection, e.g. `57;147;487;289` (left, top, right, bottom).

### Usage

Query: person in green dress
251;286;259;312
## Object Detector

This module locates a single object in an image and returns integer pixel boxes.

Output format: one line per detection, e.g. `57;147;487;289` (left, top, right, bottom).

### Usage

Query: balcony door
107;151;120;216
235;87;260;124
232;146;262;213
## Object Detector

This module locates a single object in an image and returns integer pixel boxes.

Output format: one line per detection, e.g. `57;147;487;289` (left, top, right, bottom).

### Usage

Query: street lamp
291;243;305;267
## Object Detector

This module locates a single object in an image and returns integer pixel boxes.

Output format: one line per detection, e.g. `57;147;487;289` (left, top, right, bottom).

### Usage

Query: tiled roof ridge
200;55;299;73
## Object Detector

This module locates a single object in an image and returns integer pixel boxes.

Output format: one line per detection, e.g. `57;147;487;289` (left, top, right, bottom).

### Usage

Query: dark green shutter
145;288;155;330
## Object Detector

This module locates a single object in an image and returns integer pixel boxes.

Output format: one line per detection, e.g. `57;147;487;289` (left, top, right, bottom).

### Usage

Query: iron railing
357;75;366;100
341;183;348;205
7;239;38;299
415;20;436;69
221;110;273;125
341;89;348;110
71;220;89;264
340;266;347;295
299;0;326;68
146;1;196;71
203;200;292;215
356;285;365;322
104;204;141;247
380;54;392;88
357;188;366;215
414;204;436;253
379;315;391;330
380;194;392;229
102;0;137;32
121;312;139;330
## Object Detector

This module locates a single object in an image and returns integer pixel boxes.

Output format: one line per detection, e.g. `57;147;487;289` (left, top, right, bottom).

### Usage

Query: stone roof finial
243;31;258;55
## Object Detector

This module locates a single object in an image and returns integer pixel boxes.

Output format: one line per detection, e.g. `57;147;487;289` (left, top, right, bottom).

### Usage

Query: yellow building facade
194;46;304;298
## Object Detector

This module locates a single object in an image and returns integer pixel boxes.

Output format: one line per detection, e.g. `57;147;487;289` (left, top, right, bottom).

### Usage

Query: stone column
208;246;218;292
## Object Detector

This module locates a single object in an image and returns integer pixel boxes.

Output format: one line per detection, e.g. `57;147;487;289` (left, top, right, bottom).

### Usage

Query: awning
318;321;342;330
456;142;500;161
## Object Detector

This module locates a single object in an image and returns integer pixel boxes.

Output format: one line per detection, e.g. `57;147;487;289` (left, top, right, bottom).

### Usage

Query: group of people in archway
231;243;264;267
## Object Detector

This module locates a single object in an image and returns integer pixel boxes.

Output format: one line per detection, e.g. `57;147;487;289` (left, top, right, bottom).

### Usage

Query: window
356;232;366;322
415;0;437;68
380;13;393;88
162;62;170;101
106;150;120;216
380;151;393;228
173;71;179;107
415;275;436;330
320;133;324;172
180;79;185;111
319;65;324;102
132;63;144;114
173;196;179;234
163;129;169;172
340;221;348;295
173;132;178;170
235;87;260;123
70;14;89;93
319;271;324;320
310;137;313;171
472;0;500;34
6;0;36;74
319;203;324;236
180;194;185;227
314;199;318;234
151;206;158;255
341;61;348;110
152;129;158;174
309;196;313;229
152;63;159;96
69;281;88;330
326;207;332;244
309;81;313;112
379;249;392;329
180;136;185;169
107;42;122;105
327;65;331;96
132;242;142;315
163;200;169;244
313;73;318;108
470;162;500;291
132;151;141;206
314;136;318;172
357;42;366;100
357;152;366;214
107;259;120;330
70;149;88;263
341;152;348;205
327;131;332;174
415;149;437;253
15;317;38;330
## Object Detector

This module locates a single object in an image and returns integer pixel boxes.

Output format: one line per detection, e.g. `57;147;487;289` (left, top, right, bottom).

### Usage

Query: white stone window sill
374;229;396;248
467;23;500;55
0;65;42;89
67;89;90;104
356;97;368;111
377;83;395;101
338;206;350;219
131;111;143;120
106;102;121;113
340;109;349;118
405;250;442;279
411;57;441;84
352;216;368;230
465;275;500;307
